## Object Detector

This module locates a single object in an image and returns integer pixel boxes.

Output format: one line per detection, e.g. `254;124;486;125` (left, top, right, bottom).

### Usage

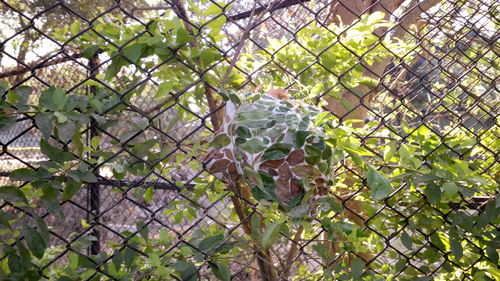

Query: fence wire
0;0;498;280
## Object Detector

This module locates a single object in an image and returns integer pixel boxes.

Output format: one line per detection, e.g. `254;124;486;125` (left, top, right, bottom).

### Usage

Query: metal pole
88;53;101;255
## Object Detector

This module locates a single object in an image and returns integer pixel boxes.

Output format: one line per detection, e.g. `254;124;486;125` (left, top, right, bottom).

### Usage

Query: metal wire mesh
0;0;498;280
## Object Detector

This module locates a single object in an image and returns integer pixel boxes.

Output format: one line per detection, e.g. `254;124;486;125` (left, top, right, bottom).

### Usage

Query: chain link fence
0;0;498;280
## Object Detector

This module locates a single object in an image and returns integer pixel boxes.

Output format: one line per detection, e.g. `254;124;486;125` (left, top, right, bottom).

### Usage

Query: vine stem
282;225;304;278
229;182;279;281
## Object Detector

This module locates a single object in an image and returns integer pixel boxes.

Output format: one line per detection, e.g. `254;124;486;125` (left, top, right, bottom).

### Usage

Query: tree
0;1;498;280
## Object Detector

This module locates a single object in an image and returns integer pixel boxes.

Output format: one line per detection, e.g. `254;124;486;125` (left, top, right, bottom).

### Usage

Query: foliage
0;6;498;281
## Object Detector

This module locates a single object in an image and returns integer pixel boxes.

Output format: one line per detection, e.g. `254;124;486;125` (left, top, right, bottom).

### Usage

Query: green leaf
400;231;413;250
172;261;197;281
144;186;154;203
0;186;28;204
0;210;15;229
383;142;396;162
57;120;76;143
486;244;498;265
312;242;331;263
54;112;68;123
200;49;215;66
81;171;97;183
305;145;322;165
104;57;124;80
156;45;173;60
398;144;410;158
6;89;18;105
294;131;311;148
156;81;173;98
0;81;8;95
52;91;69;111
40;139;76;163
208;16;226;36
429;232;446;250
351;257;363;278
10;168;38;181
122;43;143;63
250;214;261;240
314;111;330;126
23;225;46;259
236;126;251;138
34;215;50;246
261;143;292;161
261;217;285;249
239;109;272;120
90;136;100;150
287;204;310;219
11;86;32;110
70;20;81;35
6;246;22;272
176;27;194;44
101;23;120;39
425;182;441;204
83;45;99;58
366;165;392;200
239;138;267;153
203;3;223;16
357;76;377;87
198;234;225;251
442;182;459;199
210;134;231;148
243;167;263;189
251;171;280;203
449;233;463;262
80;269;96;280
149;253;161;267
35;112;53;140
136;221;149;239
345;146;374;156
132;139;157;158
123;245;138;269
16;238;32;269
41;184;64;218
39;87;68;111
0;115;16;131
209;262;231;281
62;179;81;201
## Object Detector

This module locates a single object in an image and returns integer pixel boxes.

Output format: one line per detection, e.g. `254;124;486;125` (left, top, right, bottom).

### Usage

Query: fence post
88;53;101;255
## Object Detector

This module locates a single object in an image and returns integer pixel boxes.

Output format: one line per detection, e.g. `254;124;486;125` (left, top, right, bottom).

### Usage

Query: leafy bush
0;8;498;281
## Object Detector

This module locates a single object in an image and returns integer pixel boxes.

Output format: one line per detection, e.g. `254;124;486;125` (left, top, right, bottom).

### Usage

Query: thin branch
392;0;442;39
0;52;93;79
222;0;289;86
227;0;311;22
130;5;169;16
221;0;260;86
418;18;500;52
128;0;312;22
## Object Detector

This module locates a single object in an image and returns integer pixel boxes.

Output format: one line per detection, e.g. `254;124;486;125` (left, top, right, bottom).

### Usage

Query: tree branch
392;0;442;39
0;52;91;79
